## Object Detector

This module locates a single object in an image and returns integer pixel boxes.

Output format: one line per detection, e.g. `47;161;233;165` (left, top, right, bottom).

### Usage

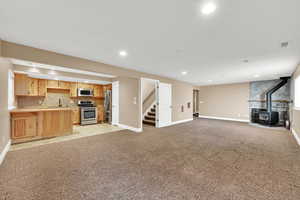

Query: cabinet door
70;82;78;97
59;81;70;89
28;78;39;96
94;85;103;98
38;79;47;96
11;116;37;139
47;80;59;88
72;108;80;124
97;105;104;122
14;73;30;96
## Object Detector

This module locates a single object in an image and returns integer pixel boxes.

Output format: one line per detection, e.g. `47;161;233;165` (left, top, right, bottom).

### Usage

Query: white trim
10;58;116;78
291;128;300;146
198;115;250;123
143;102;156;119
0;140;11;166
294;107;300;111
117;124;142;133
171;118;194;125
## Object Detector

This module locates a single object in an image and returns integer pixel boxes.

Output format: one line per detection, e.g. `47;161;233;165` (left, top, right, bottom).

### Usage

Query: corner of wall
0;139;11;166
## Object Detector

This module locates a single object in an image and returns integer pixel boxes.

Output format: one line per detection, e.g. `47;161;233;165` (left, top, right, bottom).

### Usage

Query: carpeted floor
0;119;300;200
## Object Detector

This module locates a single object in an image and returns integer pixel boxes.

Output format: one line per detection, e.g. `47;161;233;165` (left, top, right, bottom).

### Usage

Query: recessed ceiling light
181;71;188;75
254;74;260;78
281;41;289;48
201;2;217;15
119;50;128;57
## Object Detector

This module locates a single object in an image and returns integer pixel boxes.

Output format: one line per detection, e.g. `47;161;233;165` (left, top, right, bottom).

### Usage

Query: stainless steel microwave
78;88;94;97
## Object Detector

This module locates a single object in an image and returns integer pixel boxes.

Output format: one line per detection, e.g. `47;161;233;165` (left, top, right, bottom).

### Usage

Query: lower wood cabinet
72;108;80;124
97;105;104;122
11;109;73;144
11;113;37;140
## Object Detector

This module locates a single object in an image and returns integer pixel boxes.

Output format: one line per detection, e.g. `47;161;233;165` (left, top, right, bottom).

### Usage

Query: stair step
150;108;156;112
145;115;155;120
148;112;156;116
143;119;156;126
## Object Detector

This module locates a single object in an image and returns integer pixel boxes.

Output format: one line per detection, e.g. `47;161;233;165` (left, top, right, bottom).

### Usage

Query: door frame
140;78;159;131
112;81;119;125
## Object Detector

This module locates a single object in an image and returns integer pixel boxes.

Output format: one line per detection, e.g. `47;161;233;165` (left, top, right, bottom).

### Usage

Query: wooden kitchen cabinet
47;80;70;89
47;80;59;88
11;113;37;140
94;85;104;98
15;74;39;96
38;79;47;96
77;83;93;90
59;81;70;89
72;107;80;124
28;78;39;96
41;110;73;137
15;73;30;96
97;105;104;122
70;82;78;97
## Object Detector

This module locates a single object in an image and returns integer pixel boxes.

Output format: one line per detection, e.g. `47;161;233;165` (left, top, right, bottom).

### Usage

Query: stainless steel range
78;100;97;125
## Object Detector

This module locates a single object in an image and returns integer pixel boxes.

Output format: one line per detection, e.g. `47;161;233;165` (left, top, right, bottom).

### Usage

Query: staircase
143;104;156;126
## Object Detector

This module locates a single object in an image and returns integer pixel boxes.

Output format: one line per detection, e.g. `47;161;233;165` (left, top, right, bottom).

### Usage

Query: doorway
140;78;172;130
193;89;199;118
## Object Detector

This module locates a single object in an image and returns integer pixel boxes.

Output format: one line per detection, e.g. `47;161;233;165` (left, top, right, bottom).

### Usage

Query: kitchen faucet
59;98;62;107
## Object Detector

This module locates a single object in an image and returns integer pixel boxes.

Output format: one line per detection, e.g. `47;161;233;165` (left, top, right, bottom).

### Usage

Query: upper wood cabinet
70;82;78;97
38;79;47;96
94;85;104;98
59;81;70;89
47;80;71;89
15;73;39;96
77;83;93;90
47;80;59;88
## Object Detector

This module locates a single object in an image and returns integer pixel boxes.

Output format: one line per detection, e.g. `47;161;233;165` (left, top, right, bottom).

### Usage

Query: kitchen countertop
10;107;73;113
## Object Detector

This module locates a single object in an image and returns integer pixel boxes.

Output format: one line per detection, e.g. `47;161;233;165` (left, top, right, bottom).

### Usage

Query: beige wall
117;77;141;128
198;83;250;121
291;64;300;139
0;57;12;155
2;41;193;128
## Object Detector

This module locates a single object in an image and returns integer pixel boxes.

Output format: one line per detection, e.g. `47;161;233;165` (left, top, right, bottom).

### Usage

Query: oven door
81;107;97;122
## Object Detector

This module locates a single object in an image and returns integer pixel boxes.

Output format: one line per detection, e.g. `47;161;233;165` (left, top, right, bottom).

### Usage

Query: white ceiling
1;0;300;85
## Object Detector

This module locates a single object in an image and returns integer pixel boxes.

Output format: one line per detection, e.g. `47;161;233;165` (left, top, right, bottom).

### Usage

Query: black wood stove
251;77;290;126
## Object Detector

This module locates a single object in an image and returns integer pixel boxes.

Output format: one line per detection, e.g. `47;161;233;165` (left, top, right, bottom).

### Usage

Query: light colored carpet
1;119;300;200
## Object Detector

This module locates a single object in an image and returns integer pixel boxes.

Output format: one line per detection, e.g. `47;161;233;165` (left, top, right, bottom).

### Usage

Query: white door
156;82;172;127
112;81;119;125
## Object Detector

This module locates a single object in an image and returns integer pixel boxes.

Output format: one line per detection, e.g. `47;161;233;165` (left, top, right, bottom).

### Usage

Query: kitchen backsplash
17;92;77;108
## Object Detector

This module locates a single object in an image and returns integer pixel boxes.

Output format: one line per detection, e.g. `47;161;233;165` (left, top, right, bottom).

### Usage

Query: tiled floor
10;123;123;151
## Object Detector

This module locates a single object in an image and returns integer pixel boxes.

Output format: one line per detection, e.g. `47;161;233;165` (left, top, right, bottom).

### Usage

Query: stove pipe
266;77;290;112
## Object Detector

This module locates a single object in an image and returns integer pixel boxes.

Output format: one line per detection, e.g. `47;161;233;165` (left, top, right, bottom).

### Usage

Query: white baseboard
291;128;300;146
171;118;194;125
117;124;142;133
0;140;11;166
198;115;250;123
